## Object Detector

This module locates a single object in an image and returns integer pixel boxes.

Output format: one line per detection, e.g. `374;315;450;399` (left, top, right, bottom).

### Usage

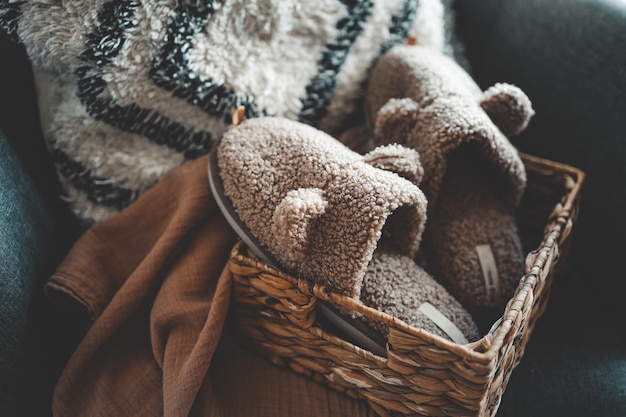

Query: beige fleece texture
217;117;428;298
365;44;534;309
359;251;480;343
366;44;533;211
428;153;525;310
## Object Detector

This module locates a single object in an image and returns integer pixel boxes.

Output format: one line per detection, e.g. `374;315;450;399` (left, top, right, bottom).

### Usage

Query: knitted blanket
1;0;456;225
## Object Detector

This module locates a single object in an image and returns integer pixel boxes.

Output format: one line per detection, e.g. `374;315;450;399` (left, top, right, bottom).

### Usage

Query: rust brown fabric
45;155;376;417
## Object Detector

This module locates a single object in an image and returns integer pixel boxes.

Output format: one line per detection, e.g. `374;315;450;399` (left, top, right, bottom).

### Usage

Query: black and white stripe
76;0;214;159
298;0;374;126
50;138;140;211
149;1;267;124
0;0;453;224
316;0;421;133
382;0;420;53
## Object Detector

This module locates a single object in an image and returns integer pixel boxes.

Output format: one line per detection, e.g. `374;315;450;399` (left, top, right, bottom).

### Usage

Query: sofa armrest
0;33;81;246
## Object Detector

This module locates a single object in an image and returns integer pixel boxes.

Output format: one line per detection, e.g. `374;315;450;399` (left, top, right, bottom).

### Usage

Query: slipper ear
364;144;424;185
272;188;328;262
374;98;421;146
480;83;535;137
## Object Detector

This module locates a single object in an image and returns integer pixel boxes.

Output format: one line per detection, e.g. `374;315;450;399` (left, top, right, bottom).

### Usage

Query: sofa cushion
0;0;452;225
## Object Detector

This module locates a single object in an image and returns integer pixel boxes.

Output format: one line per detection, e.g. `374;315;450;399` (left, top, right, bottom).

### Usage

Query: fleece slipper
212;114;427;297
365;44;534;310
359;250;480;344
209;109;430;354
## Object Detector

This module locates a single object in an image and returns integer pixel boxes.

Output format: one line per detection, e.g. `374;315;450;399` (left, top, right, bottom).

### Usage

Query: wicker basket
227;152;584;417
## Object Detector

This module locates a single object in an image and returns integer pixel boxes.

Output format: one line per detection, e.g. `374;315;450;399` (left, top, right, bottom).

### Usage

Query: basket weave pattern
228;152;584;417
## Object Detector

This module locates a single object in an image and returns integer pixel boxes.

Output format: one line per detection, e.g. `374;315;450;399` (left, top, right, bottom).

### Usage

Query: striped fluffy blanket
1;0;458;225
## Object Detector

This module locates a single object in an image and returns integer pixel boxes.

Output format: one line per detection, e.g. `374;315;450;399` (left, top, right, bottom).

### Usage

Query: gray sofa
456;1;626;415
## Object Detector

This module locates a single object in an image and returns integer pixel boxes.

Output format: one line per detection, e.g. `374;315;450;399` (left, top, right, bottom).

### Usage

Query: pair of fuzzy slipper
209;113;479;352
209;44;534;352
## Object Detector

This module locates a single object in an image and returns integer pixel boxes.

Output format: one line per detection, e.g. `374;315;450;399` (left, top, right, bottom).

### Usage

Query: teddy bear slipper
360;249;480;343
366;43;535;311
208;109;481;352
